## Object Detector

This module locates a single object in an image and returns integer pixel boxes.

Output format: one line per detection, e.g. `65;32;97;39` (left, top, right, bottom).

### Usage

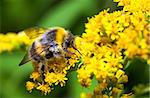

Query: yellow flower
80;92;87;98
79;78;92;88
0;32;31;53
103;94;109;98
0;33;16;53
26;81;35;92
77;67;92;87
55;73;68;87
18;32;32;45
30;71;40;81
36;83;51;95
118;75;128;83
44;72;58;85
74;0;150;96
114;0;150;12
44;72;67;87
115;69;125;79
113;0;130;6
112;87;122;95
121;93;133;98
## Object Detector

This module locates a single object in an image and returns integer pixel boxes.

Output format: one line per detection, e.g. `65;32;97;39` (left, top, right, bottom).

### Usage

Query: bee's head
63;32;75;49
63;32;81;55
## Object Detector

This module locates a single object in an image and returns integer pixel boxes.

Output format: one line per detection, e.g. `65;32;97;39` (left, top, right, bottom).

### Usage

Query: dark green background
0;0;118;34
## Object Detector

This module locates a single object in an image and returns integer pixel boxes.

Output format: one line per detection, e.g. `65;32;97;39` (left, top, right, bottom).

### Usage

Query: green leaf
124;57;150;93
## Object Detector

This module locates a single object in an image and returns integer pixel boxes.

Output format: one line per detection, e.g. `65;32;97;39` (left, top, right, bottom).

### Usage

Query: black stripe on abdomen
30;42;42;62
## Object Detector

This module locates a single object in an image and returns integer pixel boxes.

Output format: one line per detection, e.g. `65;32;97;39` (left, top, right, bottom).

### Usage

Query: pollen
74;0;149;97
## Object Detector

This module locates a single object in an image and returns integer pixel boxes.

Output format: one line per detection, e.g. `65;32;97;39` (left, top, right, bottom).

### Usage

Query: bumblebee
19;27;80;76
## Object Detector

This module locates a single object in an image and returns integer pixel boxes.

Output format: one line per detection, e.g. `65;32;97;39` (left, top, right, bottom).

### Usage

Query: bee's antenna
72;45;82;55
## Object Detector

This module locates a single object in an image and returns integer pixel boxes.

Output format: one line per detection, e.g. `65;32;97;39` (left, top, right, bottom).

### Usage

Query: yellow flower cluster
26;72;52;95
26;51;79;95
114;0;150;12
76;0;150;97
26;79;51;95
0;32;31;53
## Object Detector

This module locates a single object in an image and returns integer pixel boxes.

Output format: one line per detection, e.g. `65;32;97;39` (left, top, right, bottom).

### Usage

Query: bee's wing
19;45;51;66
21;27;48;39
19;52;31;66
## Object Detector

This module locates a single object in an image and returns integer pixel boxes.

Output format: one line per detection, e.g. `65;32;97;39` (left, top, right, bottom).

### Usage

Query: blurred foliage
124;57;150;97
0;0;149;98
0;0;118;34
132;84;150;97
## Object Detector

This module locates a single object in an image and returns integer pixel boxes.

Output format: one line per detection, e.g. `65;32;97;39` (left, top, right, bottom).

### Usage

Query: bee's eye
65;41;70;47
50;44;53;47
70;39;74;44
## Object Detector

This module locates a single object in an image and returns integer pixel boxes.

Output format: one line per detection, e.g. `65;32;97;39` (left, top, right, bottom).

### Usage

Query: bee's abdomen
29;42;42;62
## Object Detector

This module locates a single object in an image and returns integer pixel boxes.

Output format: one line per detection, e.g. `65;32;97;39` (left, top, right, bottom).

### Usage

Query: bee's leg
41;64;45;81
32;62;46;83
32;61;40;72
72;45;82;55
65;50;75;57
38;61;49;82
37;63;45;83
